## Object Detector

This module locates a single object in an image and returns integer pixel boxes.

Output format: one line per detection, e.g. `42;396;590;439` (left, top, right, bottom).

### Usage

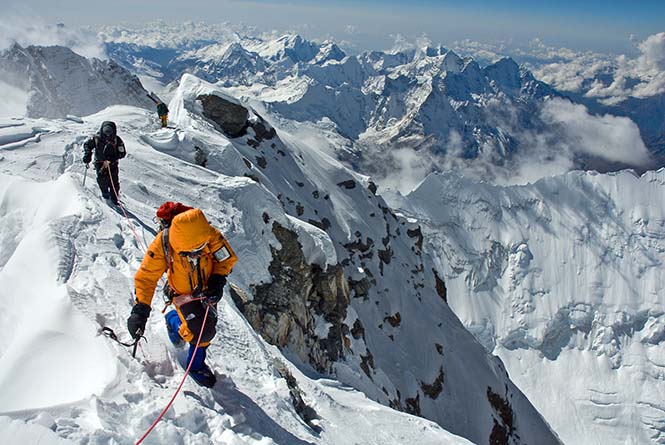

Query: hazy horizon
2;0;663;55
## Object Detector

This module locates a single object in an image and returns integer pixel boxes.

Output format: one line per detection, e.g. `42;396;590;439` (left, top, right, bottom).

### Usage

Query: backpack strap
160;228;175;313
162;228;172;270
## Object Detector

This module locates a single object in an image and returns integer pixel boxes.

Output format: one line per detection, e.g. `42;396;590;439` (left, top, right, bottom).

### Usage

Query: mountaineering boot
165;310;184;347
187;344;216;388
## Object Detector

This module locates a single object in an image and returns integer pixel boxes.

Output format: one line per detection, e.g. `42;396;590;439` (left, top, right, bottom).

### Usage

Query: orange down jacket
134;208;237;306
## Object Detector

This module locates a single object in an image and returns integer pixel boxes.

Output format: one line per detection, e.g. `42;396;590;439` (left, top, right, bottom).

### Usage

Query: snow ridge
0;67;560;443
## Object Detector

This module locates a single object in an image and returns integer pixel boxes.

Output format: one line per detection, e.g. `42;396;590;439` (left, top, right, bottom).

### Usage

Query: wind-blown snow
0;174;115;413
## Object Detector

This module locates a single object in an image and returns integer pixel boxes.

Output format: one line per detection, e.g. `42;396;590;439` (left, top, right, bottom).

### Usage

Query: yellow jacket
134;208;237;306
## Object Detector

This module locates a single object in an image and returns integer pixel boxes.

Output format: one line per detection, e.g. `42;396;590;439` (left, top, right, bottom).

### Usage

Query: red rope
106;163;148;252
102;165;204;442
135;304;211;444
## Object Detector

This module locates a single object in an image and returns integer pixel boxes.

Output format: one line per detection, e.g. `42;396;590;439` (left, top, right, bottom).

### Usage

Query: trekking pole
83;164;89;187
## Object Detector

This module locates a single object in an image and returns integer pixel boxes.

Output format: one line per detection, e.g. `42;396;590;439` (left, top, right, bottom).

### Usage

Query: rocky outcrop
197;93;249;137
487;386;516;445
230;222;350;373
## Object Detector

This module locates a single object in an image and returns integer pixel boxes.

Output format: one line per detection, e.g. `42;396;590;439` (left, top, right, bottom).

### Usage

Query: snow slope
164;75;561;444
401;170;665;444
0;44;153;118
0;109;472;444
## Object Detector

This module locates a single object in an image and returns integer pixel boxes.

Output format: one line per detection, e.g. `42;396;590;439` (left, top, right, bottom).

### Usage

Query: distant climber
147;92;169;128
127;202;238;387
83;121;126;205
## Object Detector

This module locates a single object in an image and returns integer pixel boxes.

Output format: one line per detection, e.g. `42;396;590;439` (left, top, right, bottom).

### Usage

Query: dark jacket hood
99;121;117;139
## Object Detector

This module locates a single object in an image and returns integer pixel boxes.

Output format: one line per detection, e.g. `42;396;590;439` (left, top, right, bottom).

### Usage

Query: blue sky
2;0;662;54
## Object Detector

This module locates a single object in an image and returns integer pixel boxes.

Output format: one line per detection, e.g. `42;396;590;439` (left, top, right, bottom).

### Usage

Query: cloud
0;13;106;59
375;98;651;193
637;32;665;72
451;39;506;64
0;80;29;118
380;147;434;193
539;98;652;166
447;33;665;103
529;33;665;102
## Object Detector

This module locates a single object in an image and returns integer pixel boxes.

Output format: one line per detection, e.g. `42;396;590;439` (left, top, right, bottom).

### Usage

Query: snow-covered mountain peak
484;57;523;91
424;45;449;57
4;25;662;444
258;33;320;63
314;40;346;64
0;62;564;441
440;50;465;72
0;44;153;119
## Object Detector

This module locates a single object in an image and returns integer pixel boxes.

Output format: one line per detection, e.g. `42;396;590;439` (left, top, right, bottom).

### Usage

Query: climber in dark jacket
83;121;126;205
157;102;169;128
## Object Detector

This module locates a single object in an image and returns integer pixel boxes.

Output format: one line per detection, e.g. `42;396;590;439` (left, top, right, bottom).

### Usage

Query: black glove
205;274;227;303
83;153;92;164
127;302;151;339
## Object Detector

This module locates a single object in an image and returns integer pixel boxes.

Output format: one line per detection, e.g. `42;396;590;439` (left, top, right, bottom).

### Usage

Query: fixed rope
101;162;210;443
106;162;148;252
134;303;211;445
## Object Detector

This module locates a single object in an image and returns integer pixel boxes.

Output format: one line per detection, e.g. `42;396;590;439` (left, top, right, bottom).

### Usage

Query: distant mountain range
2;23;663;444
104;30;661;185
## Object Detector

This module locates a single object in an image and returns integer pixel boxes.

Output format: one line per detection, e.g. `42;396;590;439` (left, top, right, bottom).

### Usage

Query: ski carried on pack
147;92;170;128
146;92;164;105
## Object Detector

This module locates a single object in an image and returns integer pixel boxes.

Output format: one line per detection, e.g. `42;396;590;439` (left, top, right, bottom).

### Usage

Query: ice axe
99;326;145;359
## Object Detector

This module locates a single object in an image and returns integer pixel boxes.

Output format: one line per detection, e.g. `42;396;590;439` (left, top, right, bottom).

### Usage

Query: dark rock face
232;222;350;373
197;94;249;137
433;268;447;303
252;120;277;142
405;394;421;416
273;359;320;431
368;180;378;195
407;226;424;250
421;367;445;399
337;179;357;189
487;386;516;445
384;312;401;328
194;146;207;167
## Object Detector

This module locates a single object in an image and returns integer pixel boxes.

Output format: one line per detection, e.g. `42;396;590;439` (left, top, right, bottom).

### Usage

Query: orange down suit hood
134;208;237;306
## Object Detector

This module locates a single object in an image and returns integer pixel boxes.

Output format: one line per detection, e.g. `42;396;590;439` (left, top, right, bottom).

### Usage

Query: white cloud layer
379;98;651;193
539;98;652;166
532;33;665;103
0;14;106;59
446;33;665;104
